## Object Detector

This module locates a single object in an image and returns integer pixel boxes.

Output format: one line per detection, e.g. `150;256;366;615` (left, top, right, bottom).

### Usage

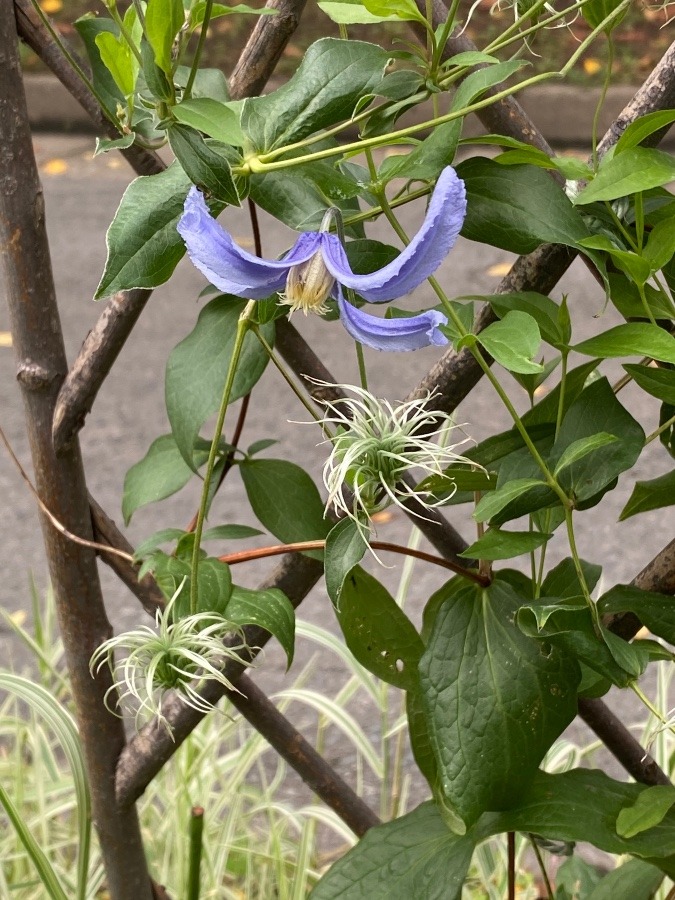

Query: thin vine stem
184;0;213;99
189;300;256;615
218;539;490;585
592;35;614;169
529;835;554;899
646;413;675;444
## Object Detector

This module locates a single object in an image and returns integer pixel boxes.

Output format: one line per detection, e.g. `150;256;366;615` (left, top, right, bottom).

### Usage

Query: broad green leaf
660;401;675;458
172;98;244;145
541;557;602;599
522;360;599;428
608;275;675;321
165;296;272;467
615;110;675;154
574;324;675;365
95;31;137;97
485;291;567;347
553;433;618;476
168;124;240;204
550;378;644;503
241;39;390;152
644;216;675;272
484;769;675;874
194;557;232;615
581;0;628;31
459;528;551;561
174;64;230;102
619;469;675;521
456;157;597;260
419;579;579;828
249;164;364;233
201;524;262;541
575;148;675;205
310;802;473;898
518;602;640;686
226;585;295;667
625;364;675;405
140;37;173;101
95;162;202;298
598;584;675;645
616;786;675;838
74;16;124;116
317;0;399;23
577;236;652;286
240;458;330;554
586;859;664;899
145;0;184;73
406;689;438;787
419;465;497;498
378;120;461;183
362;0;424;21
475;310;543;374
335;567;424;691
134;527;188;560
324;519;367;604
122;434;209;524
495;147;593;181
94;133;136;156
556;856;603;897
452;60;529;113
473;477;543;523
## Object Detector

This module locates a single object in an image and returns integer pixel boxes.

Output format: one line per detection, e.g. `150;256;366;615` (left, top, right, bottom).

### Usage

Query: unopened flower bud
282;252;335;316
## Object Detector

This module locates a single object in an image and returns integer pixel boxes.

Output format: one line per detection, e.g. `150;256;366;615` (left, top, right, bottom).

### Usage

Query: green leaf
145;0;184;74
575;148;675;205
335;568;424;691
485;769;675;874
165;296;272;467
317;0;400;25
122;434;208;524
74;16;124;116
189;1;276;28
586;859;664;899
172;98;244;145
581;0;628;31
324;519;367;604
378;120;461;183
309;801;474;898
140;37;173;101
473;478;544;523
485;291;568;347
578;235;652;286
615;110;675;154
574;324;675;364
241;39;390;152
362;0;425;21
598;584;675;646
555;856;603;898
419;579;579;828
419;465;497;498
240;458;330;554
94;133;136;156
550;378;644;503
518;602;638;686
452;60;529;113
459;528;551;561
625;365;675;406
644;216;675;272
95;31;137;97
201;524;262;541
541;557;602;599
168;124;240;204
617;786;675;838
134;527;188;560
619;469;675;521
456;157;598;261
608;274;674;321
553;433;618;476
226;585;295;667
475;311;543;374
95;162;201;298
194;557;233;615
174;64;231;102
406;689;438;787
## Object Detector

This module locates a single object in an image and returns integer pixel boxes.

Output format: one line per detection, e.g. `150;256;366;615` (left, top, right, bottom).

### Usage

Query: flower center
281;252;335;316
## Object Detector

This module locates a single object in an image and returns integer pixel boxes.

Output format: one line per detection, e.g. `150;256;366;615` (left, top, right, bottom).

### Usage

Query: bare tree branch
0;9;152;897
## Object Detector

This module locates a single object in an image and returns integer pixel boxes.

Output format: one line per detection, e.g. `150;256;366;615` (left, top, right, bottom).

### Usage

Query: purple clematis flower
177;166;467;352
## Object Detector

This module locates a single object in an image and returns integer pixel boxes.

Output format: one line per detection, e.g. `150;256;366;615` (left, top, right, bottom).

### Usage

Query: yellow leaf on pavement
0;332;12;347
42;158;68;175
487;262;512;277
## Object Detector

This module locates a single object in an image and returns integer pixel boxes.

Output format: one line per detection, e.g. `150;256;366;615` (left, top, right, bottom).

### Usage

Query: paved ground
1;133;672;799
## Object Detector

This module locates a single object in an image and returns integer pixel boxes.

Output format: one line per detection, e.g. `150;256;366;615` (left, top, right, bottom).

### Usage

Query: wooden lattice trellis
1;0;675;896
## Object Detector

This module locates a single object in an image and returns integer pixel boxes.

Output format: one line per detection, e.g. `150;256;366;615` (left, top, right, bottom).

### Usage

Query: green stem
564;508;598;622
592;35;614;169
631;683;675;739
529;835;554;900
646;413;675;445
251;326;330;431
186;807;204;900
637;283;658;327
243;71;558;173
555;351;569;438
184;0;213;99
355;342;369;391
189;301;255;615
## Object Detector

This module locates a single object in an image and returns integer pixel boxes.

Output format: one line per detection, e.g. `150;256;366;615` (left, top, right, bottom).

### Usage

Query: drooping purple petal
320;167;466;303
178;187;323;298
337;291;449;352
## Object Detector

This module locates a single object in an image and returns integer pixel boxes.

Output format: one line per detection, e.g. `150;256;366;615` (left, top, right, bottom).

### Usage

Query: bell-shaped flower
177;166;466;351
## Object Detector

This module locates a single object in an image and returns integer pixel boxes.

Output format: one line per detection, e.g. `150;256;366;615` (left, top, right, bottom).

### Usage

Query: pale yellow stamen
281;252;335;316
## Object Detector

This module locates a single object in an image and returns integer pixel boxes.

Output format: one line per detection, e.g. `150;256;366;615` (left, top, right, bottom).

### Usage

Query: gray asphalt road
1;134;672;793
